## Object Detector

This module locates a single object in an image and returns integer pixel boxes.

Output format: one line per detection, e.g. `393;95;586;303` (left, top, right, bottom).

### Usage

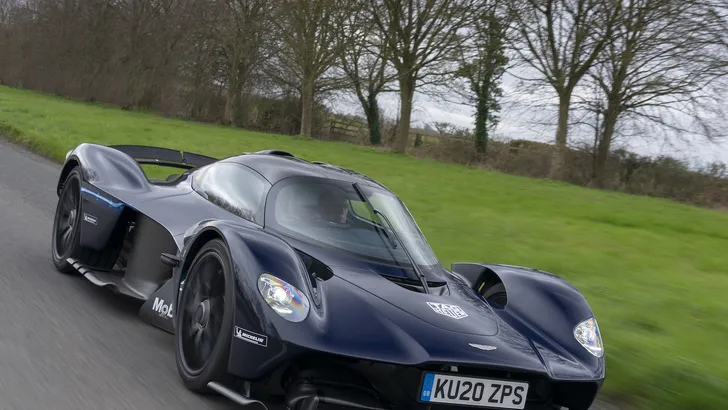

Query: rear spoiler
108;145;218;169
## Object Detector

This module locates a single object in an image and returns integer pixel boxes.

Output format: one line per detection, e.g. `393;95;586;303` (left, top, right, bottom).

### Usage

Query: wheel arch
176;222;312;300
177;227;226;286
51;158;125;272
57;156;81;196
451;262;590;312
173;222;270;315
175;221;316;381
451;262;605;379
54;143;155;254
59;143;151;193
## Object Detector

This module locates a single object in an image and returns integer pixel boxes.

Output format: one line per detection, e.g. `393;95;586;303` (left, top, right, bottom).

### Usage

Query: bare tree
0;0;19;84
568;77;608;174
337;1;396;145
584;0;727;187
707;0;728;58
272;0;349;136
0;0;16;30
454;0;510;155
176;6;224;120
368;0;482;153
102;0;202;109
211;0;275;126
509;0;621;179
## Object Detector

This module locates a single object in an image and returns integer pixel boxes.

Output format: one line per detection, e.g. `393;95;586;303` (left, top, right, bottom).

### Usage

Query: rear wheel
51;168;85;273
51;167;120;273
175;239;235;393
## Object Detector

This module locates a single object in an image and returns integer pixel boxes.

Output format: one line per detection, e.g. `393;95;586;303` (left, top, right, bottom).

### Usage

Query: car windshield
266;177;441;268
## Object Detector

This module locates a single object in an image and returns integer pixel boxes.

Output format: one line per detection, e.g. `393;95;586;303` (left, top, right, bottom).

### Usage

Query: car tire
174;239;235;394
51;167;118;273
482;283;507;308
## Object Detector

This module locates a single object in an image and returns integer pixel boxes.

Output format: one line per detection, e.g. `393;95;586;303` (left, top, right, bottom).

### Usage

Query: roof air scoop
255;149;294;157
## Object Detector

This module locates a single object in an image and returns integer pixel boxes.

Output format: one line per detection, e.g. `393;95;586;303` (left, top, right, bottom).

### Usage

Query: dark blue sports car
51;144;605;410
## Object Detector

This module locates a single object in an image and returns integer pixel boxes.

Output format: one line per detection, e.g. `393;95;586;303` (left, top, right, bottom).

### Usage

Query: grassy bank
2;85;727;409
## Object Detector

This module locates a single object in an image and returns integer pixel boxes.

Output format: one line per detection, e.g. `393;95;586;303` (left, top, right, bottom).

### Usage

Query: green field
1;85;727;409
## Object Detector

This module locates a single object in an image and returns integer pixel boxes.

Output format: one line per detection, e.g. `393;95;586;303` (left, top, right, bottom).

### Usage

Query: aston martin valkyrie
51;143;605;410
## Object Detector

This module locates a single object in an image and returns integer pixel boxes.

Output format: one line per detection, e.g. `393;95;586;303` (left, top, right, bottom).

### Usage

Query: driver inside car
315;188;351;225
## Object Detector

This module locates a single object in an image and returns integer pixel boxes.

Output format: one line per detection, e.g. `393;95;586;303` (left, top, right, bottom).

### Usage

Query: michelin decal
234;327;268;347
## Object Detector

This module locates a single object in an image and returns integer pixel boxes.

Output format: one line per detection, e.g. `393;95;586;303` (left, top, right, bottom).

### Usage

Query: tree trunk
589;110;601;182
396;75;415;153
300;74;314;137
224;57;240;126
224;85;238;126
474;97;489;154
549;92;572;180
238;91;250;128
364;92;381;145
593;100;619;188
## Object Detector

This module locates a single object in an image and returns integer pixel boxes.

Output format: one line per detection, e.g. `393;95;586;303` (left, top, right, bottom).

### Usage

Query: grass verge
2;85;728;409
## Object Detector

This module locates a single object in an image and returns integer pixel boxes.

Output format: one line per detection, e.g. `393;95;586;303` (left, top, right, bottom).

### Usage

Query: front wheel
174;239;235;393
51;168;84;273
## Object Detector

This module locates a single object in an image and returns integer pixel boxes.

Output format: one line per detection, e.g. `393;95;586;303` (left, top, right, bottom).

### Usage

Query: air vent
381;274;449;295
312;161;378;182
255;149;295;157
294;250;333;307
311;161;339;170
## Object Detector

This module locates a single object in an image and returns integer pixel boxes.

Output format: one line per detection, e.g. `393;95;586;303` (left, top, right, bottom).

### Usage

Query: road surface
0;139;241;410
0;138;617;410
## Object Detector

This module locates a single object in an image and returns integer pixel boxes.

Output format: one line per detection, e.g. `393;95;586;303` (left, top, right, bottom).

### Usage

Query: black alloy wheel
483;283;508;308
51;168;83;273
175;239;235;393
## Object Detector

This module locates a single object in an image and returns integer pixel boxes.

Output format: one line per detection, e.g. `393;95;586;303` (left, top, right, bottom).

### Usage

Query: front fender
59;143;151;195
451;263;605;381
173;221;315;380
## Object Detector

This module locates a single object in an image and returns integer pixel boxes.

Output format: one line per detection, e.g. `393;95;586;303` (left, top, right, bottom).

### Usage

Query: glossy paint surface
62;143;605;391
224;233;605;382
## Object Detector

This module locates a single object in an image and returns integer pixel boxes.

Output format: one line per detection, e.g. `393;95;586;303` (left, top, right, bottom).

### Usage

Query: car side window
193;162;270;224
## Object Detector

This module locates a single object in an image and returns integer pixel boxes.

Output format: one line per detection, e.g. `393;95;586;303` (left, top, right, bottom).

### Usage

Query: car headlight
573;317;604;357
257;273;310;322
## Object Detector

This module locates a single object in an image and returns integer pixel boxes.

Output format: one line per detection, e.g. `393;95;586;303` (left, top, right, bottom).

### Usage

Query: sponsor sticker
83;213;98;225
426;302;468;319
234;326;268;347
152;297;173;319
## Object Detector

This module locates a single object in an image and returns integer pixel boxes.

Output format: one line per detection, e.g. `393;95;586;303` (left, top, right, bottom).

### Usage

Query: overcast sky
329;73;728;169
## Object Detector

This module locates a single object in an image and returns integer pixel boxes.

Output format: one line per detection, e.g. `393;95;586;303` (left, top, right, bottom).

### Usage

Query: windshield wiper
352;183;430;294
373;209;431;294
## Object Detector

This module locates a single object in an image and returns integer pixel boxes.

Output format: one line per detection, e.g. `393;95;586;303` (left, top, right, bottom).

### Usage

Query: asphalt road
0;139;240;410
0;138;618;410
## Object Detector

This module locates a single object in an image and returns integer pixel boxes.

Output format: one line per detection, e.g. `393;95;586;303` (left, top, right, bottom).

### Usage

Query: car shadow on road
70;274;146;316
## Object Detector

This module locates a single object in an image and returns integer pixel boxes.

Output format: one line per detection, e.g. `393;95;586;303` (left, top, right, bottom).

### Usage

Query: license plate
419;373;529;409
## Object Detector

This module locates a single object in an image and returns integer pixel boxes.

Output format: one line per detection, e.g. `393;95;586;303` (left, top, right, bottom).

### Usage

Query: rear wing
108;145;218;169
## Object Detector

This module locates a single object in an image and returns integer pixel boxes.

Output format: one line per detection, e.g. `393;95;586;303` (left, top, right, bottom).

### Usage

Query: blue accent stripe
420;373;435;402
81;187;125;208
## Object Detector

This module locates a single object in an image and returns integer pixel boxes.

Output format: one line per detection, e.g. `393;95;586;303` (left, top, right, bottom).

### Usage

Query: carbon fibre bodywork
54;143;606;410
